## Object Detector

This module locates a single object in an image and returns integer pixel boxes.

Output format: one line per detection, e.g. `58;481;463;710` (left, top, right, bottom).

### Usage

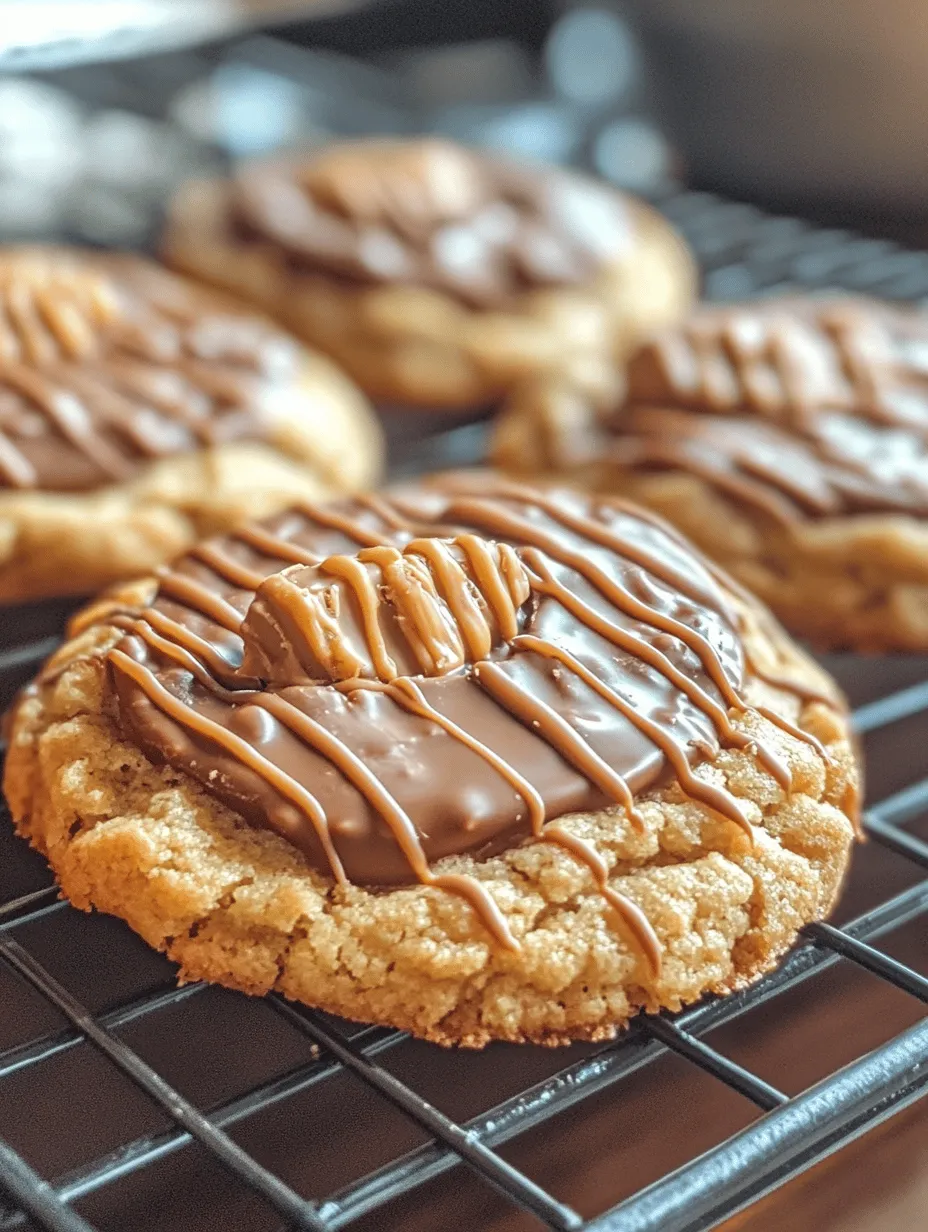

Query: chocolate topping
610;298;928;520
101;477;832;966
0;248;301;492
229;140;635;308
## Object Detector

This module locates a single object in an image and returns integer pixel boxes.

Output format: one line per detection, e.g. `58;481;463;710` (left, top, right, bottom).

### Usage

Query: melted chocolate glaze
98;478;836;965
0;248;301;492
608;298;928;521
228;139;635;309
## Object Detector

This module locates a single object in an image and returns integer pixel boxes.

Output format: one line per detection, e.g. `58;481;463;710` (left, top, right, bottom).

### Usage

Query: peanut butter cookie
0;246;382;603
5;476;859;1046
164;139;695;414
493;297;928;650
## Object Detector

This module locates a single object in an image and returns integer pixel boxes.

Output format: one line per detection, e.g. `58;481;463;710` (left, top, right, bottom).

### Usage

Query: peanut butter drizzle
154;568;245;633
251;691;519;951
459;495;836;770
91;357;205;427
0;248;303;493
242;535;532;685
186;543;269;593
111;614;518;950
0;433;34;486
513;634;753;836
354;491;419;530
753;703;833;769
826;312;882;415
2;361;135;483
104;481;847;968
695;554;843;721
114;619;525;935
110;608;242;688
541;825;661;973
257;569;370;682
392;543;475;671
0;263;115;363
113;616;220;692
522;550;791;790
61;365;178;455
110;646;348;882
489;479;739;619
611;432;804;525
459;535;528;640
342;675;662;974
231;525;321;566
608;299;928;522
398;540;490;665
440;496;749;711
295;504;389;548
748;664;835;707
473;659;646;829
320;554;401;680
646;305;871;421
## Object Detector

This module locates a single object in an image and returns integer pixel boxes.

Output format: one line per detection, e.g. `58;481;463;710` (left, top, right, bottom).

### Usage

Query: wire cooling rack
0;194;927;1232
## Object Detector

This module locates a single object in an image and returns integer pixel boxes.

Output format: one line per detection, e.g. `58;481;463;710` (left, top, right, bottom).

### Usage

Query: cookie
5;475;859;1046
0;246;382;603
163;138;695;414
492;297;928;651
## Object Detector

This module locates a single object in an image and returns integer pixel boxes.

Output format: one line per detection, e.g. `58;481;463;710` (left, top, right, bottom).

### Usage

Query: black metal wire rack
0;194;927;1232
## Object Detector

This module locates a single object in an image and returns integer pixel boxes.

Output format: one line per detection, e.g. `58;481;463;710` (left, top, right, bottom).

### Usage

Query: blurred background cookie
163;137;695;419
0;246;381;603
492;296;928;651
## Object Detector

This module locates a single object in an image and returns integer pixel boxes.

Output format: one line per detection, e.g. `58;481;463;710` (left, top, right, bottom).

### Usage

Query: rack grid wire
0;192;927;1232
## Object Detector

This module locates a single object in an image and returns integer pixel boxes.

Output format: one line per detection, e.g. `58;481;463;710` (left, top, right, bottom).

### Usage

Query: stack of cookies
3;138;887;1048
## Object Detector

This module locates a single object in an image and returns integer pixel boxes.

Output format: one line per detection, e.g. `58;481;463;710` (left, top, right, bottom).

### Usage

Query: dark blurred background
3;0;925;257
